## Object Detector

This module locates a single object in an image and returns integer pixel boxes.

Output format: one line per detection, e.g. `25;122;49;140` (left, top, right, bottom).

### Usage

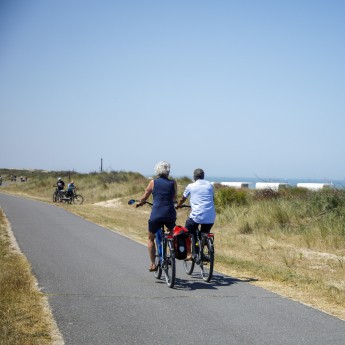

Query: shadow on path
154;272;258;291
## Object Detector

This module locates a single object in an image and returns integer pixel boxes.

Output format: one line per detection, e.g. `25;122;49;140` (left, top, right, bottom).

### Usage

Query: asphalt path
1;193;344;345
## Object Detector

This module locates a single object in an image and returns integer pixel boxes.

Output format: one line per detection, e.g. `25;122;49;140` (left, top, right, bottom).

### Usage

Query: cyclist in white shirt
176;168;216;260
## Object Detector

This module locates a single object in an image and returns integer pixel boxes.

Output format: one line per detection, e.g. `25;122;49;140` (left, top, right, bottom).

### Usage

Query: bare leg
187;234;195;260
148;232;156;269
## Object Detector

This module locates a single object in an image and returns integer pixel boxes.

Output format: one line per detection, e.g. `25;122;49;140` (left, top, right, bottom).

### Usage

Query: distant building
255;182;289;191
220;182;250;189
296;183;332;191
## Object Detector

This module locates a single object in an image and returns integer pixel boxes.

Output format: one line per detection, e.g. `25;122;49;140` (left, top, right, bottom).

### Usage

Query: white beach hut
296;183;332;191
220;182;250;189
255;182;290;191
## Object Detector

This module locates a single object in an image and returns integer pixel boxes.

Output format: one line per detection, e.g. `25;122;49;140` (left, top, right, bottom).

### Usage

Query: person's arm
136;180;154;207
176;195;187;209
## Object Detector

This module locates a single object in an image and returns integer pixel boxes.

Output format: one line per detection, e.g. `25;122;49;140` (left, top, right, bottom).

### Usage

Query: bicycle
67;188;84;205
53;187;84;205
178;205;215;282
128;199;176;288
52;187;64;203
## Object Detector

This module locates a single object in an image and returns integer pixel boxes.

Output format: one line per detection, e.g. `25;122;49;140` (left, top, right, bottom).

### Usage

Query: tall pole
101;158;103;173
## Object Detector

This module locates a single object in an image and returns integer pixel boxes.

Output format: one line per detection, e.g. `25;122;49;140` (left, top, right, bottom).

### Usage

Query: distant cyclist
66;181;75;198
56;177;65;191
176;168;216;260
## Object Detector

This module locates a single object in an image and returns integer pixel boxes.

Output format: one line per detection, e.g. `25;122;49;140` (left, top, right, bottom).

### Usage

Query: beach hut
220;182;250;189
255;182;289;191
296;183;332;191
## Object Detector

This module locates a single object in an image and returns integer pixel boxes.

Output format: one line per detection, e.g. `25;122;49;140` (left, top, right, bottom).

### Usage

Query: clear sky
1;0;344;180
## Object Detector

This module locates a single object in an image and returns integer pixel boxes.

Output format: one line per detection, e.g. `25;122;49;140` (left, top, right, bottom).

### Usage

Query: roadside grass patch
0;209;62;345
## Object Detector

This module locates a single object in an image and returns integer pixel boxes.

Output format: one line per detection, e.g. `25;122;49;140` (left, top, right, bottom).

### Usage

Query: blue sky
1;0;344;180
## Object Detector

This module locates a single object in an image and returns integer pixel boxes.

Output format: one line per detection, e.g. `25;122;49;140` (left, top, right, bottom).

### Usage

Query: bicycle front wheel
200;238;214;282
154;254;162;279
154;231;163;279
72;194;84;205
163;240;176;288
52;192;57;202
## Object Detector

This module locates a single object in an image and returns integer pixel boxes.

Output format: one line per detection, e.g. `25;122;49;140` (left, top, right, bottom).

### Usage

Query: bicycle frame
193;230;214;260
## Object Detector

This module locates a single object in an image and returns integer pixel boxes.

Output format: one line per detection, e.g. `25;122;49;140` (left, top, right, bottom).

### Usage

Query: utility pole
100;158;103;173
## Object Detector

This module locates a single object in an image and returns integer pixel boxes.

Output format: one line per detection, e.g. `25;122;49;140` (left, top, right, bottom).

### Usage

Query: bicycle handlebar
128;199;153;206
176;204;191;209
128;199;191;209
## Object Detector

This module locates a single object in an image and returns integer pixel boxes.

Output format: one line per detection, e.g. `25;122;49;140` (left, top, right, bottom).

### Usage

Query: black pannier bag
173;225;191;260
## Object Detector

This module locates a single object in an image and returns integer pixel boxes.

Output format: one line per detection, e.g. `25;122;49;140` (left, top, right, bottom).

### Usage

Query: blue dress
150;177;176;222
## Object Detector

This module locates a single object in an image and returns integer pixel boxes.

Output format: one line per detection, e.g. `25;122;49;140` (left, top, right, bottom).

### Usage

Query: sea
206;176;345;189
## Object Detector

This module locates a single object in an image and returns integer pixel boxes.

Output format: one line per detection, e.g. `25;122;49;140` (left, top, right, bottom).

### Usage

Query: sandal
149;264;158;272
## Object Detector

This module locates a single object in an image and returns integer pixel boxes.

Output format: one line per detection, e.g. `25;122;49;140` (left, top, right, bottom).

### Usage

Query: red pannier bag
173;225;191;260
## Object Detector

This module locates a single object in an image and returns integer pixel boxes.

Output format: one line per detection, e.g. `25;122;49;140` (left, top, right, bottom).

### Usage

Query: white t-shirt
183;179;216;223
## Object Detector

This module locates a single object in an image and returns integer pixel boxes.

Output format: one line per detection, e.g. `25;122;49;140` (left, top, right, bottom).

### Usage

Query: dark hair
193;168;204;181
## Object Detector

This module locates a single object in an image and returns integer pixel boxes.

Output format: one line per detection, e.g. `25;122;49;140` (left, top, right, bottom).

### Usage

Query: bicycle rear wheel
72;194;84;205
200;238;214;282
163;240;175;288
183;259;195;275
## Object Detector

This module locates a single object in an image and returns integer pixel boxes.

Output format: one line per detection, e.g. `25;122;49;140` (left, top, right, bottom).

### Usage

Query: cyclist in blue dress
137;161;177;272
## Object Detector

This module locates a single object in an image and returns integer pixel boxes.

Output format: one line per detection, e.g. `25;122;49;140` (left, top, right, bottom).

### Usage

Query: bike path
1;193;344;345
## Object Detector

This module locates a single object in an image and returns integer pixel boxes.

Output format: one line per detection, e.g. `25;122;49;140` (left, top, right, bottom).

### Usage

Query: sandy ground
93;198;122;208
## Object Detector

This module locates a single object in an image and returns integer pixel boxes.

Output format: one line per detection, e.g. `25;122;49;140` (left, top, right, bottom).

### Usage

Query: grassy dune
1;169;344;328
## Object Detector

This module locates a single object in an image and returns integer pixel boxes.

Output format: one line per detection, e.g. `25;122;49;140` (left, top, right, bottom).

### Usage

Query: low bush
215;187;248;210
310;189;345;214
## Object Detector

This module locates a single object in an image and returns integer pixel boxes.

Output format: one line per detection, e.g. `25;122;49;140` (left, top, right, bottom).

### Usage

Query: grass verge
0;208;64;345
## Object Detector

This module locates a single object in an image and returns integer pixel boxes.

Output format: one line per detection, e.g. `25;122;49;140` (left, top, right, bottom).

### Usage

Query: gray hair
193;168;204;181
155;161;171;177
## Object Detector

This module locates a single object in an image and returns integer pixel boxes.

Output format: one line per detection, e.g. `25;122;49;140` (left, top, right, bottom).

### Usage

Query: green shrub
310;189;345;213
215;187;248;210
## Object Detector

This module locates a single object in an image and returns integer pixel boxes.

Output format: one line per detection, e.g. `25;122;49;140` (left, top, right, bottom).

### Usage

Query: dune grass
1;169;344;322
213;186;345;316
